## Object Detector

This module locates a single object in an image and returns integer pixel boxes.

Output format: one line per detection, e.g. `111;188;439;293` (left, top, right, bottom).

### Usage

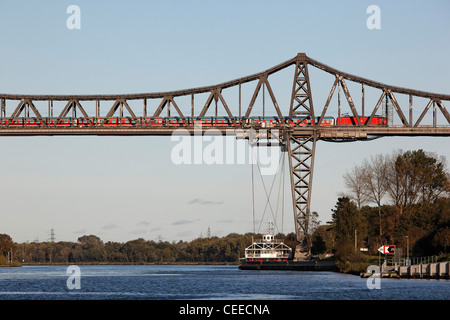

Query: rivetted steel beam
306;56;450;101
0;125;449;137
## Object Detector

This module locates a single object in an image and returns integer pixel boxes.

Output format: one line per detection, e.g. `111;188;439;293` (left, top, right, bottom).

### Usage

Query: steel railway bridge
1;53;449;254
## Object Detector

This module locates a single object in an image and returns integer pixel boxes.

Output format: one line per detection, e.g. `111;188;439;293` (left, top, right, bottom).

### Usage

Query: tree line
310;149;450;263
1;233;298;265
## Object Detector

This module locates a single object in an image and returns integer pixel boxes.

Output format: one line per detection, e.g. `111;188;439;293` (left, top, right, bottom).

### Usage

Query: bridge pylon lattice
286;54;317;255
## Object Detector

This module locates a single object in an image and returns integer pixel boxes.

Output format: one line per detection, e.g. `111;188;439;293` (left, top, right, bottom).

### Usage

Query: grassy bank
0;261;22;267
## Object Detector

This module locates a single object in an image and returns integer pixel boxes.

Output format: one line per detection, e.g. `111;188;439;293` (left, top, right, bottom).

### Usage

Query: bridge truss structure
1;53;449;254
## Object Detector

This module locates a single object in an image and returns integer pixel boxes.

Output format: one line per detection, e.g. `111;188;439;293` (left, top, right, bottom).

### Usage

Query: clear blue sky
0;0;449;243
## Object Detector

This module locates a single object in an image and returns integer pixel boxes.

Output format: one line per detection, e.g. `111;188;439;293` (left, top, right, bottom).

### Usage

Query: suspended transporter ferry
240;228;293;268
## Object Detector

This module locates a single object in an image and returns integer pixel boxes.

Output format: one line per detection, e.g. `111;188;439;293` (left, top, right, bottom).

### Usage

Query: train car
245;117;283;126
56;119;74;126
1;115;391;128
76;118;95;126
165;117;186;126
286;118;306;125
317;117;335;126
151;118;164;125
3;119;24;127
102;118;138;126
2;118;44;127
337;116;387;125
213;118;234;126
201;117;234;126
286;116;335;126
191;117;235;126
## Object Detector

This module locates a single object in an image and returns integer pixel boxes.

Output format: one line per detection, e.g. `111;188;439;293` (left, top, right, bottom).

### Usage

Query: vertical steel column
287;54;317;254
144;98;147;118
289;53;315;119
1;98;5;118
191;94;194;118
409;95;413;126
96;100;100;121
287;135;316;248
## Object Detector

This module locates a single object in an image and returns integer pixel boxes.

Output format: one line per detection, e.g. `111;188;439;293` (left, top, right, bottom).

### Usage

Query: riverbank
0;261;22;267
9;258;450;280
17;261;238;266
239;260;338;271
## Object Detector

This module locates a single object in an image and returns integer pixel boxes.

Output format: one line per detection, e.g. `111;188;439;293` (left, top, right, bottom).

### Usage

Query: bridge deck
0;125;448;137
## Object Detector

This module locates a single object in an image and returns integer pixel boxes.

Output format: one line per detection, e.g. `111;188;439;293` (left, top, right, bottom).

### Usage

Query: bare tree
342;164;370;212
385;150;408;219
362;154;389;244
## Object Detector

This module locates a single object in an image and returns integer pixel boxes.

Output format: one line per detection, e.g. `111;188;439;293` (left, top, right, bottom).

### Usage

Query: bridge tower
287;53;317;256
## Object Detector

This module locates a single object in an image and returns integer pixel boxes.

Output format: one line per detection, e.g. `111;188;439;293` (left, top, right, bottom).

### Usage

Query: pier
361;257;450;279
397;261;450;279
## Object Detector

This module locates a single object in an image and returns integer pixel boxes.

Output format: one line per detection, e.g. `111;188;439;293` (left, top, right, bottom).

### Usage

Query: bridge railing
398;255;438;267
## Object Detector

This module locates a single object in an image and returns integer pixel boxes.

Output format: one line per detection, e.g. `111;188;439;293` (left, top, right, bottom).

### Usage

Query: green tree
311;234;327;255
0;234;14;256
311;225;334;255
331;197;362;257
433;227;450;253
105;241;128;262
386;149;449;215
0;234;14;264
76;235;107;262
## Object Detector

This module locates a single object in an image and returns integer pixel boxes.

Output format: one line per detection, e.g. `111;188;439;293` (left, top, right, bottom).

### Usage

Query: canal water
0;264;448;300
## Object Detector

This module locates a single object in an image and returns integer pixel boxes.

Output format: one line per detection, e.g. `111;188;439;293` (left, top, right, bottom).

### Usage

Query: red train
0;115;386;127
336;116;387;126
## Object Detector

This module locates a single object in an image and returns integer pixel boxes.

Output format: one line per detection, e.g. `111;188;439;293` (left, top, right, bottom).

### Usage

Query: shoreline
5;261;239;267
7;261;450;280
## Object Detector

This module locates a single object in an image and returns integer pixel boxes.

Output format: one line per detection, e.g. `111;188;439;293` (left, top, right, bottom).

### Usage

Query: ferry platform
239;260;338;271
